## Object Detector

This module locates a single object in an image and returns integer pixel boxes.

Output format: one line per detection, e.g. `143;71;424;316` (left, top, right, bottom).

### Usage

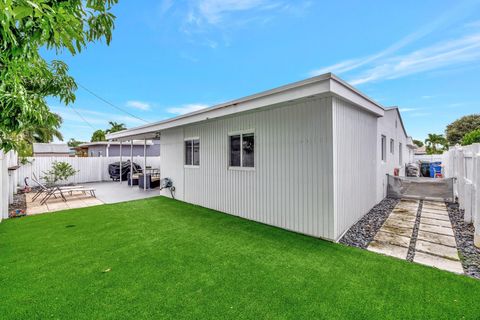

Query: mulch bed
339;198;399;249
447;202;480;279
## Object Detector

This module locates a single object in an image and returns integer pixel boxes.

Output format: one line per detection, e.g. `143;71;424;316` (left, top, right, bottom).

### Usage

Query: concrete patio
26;181;160;215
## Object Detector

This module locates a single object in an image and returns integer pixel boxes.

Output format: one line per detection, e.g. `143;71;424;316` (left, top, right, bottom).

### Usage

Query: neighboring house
107;73;413;241
75;140;160;157
33;143;71;157
415;146;427;155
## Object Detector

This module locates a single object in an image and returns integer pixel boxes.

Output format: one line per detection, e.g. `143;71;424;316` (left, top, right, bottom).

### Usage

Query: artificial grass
0;197;479;319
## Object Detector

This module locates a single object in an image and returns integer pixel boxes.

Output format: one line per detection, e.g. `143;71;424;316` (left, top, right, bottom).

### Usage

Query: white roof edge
107;73;385;140
78;140;154;147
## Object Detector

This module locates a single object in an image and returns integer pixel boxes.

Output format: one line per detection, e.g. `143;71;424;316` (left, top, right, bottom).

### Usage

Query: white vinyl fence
0;151;19;220
16;156;161;187
413;154;445;163
444;143;480;245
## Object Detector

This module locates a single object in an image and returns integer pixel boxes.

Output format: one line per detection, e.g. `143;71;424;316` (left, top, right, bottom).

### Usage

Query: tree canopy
105;121;126;134
413;139;424;147
425;133;448;155
461;129;480;146
91;130;106;142
0;0;118;152
445;114;480;146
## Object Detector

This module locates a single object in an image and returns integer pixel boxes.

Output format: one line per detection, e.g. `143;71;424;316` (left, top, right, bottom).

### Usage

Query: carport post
130;140;133;188
119;140;122;184
144;138;147;191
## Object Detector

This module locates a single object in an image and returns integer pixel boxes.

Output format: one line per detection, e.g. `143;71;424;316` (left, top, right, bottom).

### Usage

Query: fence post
474;152;480;248
0;151;8;220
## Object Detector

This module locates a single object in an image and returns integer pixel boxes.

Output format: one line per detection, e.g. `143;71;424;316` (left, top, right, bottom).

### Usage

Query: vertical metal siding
332;97;378;240
161;97;335;239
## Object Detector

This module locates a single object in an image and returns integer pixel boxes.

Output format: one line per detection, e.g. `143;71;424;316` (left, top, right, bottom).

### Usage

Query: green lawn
1;197;479;319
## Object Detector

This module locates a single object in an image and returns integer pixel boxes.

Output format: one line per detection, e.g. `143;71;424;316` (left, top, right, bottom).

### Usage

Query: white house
107;73;413;241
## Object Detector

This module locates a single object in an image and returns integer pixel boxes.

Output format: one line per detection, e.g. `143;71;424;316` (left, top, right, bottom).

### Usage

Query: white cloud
350;32;480;85
399;108;417;112
167;104;209;115
309;1;480;78
126;100;151;111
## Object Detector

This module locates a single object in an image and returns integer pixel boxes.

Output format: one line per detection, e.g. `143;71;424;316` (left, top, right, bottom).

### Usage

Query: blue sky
43;0;480;142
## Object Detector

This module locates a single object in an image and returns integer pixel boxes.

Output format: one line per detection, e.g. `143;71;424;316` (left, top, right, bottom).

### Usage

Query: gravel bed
339;198;399;249
406;200;422;262
8;192;27;215
447;202;480;279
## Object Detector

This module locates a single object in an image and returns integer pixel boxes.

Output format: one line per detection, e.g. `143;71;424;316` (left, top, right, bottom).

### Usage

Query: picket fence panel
16;156;161;187
444;144;480;236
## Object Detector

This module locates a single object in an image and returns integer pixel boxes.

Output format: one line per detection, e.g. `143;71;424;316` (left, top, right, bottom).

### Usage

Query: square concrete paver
417;230;457;247
419;223;454;236
413;252;464;274
421;208;449;216
415;240;460;260
368;241;409;260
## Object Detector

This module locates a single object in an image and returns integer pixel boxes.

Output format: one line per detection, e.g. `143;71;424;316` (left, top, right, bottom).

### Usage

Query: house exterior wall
160;96;335;240
332;97;378;239
376;109;410;201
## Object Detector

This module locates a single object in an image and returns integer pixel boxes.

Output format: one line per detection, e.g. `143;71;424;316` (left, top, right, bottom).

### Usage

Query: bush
461;129;480;146
42;161;78;185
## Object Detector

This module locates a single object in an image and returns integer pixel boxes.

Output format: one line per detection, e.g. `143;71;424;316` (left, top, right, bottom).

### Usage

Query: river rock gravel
339;198;399;249
447;202;480;279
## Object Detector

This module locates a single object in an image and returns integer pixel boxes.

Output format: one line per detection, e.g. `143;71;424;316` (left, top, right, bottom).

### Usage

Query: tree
67;138;85;148
105;121;127;134
461;129;480;146
445;114;480;146
0;0;118;152
413;139;424;147
91;130;106;142
42;161;78;186
425;133;448;154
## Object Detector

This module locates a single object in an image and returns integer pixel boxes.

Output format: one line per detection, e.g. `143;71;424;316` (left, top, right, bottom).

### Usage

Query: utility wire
68;106;95;130
77;82;149;124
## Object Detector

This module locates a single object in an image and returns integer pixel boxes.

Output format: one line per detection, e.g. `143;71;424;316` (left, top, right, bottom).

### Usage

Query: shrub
42;161;78;185
461;129;480;146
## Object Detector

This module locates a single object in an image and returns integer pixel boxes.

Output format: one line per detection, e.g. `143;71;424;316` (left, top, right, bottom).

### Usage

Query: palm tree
91;130;106;142
105;121;126;134
425;133;448;154
24;113;63;143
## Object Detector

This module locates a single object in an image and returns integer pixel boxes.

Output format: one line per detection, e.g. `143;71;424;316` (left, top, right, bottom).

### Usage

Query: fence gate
386;175;455;202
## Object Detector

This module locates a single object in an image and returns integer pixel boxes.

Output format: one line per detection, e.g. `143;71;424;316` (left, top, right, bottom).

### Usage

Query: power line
68;106;95;130
77;82;149;124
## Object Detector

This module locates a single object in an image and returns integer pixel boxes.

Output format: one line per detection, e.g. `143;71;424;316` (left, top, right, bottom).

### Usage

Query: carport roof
107;73;386;141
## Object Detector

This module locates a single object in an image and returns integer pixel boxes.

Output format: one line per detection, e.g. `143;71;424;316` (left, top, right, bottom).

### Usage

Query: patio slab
421;212;451;221
417;230;457;247
368;241;409;259
373;231;411;247
419;223;454;236
420;217;452;228
416;240;460;260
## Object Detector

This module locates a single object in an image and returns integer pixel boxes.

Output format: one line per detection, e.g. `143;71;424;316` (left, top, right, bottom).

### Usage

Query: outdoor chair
31;173;96;205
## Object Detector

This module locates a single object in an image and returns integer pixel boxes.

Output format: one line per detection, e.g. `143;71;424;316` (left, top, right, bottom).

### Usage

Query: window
399;142;403;165
185;138;200;166
390;139;394;154
229;132;255;168
381;135;386;161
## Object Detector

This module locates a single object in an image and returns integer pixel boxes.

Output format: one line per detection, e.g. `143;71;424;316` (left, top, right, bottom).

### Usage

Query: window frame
184;137;200;168
228;130;255;170
381;135;386;162
399;142;403;165
390;138;394;154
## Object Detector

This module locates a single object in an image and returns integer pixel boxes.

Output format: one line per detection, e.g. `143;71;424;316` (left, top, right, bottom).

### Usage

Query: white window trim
381;135;386;163
228;130;255;170
390;138;394;154
184;137;200;168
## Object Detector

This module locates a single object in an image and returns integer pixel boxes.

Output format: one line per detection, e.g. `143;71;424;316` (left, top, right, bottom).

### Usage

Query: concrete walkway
368;199;463;274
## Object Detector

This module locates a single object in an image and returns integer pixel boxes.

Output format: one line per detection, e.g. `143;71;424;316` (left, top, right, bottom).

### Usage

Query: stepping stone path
367;199;464;274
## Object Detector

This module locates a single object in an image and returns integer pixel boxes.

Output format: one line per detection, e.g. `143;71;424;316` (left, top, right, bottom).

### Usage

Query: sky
42;0;480;142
